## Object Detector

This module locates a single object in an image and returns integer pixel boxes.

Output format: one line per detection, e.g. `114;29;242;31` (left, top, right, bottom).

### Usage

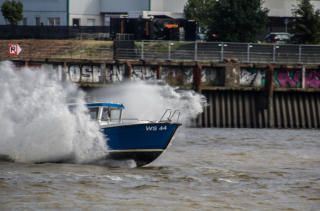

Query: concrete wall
13;60;320;128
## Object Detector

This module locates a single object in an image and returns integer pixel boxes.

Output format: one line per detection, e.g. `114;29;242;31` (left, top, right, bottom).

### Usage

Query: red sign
9;44;22;56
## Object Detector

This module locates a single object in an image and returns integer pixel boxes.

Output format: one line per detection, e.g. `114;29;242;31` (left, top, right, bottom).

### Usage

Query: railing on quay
2;39;320;65
115;40;320;64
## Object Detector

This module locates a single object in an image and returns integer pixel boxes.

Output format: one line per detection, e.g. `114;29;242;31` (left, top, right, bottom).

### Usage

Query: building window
87;19;95;26
48;18;60;26
36;17;40;26
73;18;80;27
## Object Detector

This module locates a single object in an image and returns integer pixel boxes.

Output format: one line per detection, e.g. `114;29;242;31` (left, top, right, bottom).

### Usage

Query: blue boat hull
101;122;181;166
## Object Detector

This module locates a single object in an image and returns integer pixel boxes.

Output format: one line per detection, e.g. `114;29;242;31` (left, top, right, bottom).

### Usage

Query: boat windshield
101;107;121;123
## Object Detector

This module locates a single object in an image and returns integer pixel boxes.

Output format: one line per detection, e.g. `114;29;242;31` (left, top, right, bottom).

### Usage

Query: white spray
88;81;206;125
0;61;107;163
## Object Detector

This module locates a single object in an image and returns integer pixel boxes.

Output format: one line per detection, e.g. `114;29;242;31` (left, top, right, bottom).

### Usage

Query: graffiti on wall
305;70;320;88
68;64;125;83
202;67;225;86
105;65;125;82
132;66;157;80
161;66;193;86
69;65;103;83
240;68;265;87
274;69;301;88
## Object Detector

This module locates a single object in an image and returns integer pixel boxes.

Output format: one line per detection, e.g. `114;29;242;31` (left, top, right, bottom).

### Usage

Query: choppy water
0;128;319;211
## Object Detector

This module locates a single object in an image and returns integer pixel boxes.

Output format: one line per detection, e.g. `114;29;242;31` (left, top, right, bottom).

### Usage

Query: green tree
206;0;269;42
184;0;215;28
1;0;23;25
291;0;320;44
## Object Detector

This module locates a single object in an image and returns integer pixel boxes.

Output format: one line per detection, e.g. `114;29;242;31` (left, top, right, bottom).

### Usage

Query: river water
0;128;319;211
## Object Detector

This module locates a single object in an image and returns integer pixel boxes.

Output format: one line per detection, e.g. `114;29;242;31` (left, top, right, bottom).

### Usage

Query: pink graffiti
275;70;301;88
305;70;320;88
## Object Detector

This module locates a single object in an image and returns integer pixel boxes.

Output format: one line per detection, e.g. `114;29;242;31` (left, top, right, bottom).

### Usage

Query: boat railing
160;109;181;123
121;118;140;123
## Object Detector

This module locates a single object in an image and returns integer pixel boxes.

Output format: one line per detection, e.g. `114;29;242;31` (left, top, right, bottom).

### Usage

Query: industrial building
0;0;320;39
0;0;187;26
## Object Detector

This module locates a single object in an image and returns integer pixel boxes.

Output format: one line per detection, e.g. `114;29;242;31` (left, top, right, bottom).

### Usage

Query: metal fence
115;40;320;64
2;39;320;64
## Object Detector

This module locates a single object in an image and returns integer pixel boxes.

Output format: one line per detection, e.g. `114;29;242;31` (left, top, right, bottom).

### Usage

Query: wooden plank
226;92;232;128
244;94;251;128
209;93;214;127
310;94;318;128
281;93;288;128
292;94;300;128
215;93;220;128
257;109;263;128
238;93;244;128
221;92;226;128
286;94;294;128
304;94;312;128
315;94;320;128
204;93;208;127
299;94;306;129
264;109;269;128
232;92;238;128
250;94;257;128
274;93;281;128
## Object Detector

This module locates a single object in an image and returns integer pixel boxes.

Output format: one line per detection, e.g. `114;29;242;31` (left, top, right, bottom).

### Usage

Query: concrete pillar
125;61;132;79
156;65;161;80
267;64;275;128
302;66;306;88
224;64;240;88
193;62;202;92
62;62;68;82
100;63;106;84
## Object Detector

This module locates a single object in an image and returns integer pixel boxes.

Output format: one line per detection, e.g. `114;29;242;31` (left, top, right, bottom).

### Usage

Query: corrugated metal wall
198;90;320;129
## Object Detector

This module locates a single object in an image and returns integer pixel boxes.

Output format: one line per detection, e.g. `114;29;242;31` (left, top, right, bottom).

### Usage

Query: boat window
101;107;121;122
110;109;121;121
88;107;99;120
101;108;110;121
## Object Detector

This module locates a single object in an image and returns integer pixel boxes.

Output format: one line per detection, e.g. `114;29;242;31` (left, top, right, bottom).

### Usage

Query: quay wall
6;58;320;129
